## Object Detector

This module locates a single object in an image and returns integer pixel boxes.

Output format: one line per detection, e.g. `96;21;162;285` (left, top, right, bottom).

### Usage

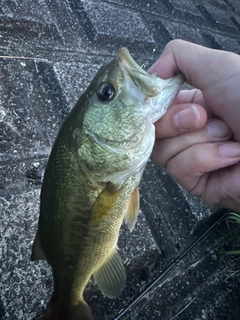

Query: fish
31;47;184;320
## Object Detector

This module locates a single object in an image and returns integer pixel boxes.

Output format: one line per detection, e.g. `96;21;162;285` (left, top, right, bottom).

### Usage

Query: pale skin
148;40;240;213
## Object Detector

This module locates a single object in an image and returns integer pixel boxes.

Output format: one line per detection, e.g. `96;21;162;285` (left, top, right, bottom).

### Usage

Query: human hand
148;40;240;213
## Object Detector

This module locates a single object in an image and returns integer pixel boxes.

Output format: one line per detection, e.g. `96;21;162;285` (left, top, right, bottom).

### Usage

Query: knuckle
166;39;183;49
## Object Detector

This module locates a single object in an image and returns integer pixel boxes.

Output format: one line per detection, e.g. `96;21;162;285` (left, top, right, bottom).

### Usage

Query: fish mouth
117;47;184;99
118;48;147;77
117;47;184;123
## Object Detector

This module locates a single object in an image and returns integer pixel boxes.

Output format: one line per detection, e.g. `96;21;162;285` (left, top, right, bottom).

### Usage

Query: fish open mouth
118;48;148;76
117;47;184;124
117;48;184;99
117;48;156;98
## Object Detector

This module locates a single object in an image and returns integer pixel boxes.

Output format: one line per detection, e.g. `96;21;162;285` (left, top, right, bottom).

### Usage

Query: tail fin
44;299;93;320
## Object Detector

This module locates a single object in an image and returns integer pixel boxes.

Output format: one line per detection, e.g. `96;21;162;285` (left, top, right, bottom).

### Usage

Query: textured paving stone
161;0;205;20
140;164;214;263
226;0;240;15
0;1;64;56
212;33;240;52
0;59;61;165
116;213;240;320
71;0;156;51
196;3;239;34
144;16;206;47
102;0;169;16
1;0;240;319
52;61;102;108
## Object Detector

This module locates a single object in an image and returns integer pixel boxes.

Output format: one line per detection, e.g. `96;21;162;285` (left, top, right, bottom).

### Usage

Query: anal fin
93;247;126;299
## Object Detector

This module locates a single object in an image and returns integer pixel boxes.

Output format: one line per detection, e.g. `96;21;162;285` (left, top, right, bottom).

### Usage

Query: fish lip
117;48;151;97
117;47;147;75
118;48;184;98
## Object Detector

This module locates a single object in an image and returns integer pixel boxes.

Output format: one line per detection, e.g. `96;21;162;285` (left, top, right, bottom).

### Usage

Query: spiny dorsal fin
125;187;140;232
31;230;46;261
93;247;126;299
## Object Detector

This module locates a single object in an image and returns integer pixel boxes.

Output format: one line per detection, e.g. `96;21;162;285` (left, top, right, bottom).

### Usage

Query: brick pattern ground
1;0;240;319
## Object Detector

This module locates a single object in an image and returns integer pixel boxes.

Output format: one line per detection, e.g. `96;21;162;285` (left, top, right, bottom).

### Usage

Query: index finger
148;40;229;91
148;40;240;141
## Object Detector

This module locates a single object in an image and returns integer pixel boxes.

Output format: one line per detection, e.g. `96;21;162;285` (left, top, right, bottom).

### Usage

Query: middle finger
151;119;233;167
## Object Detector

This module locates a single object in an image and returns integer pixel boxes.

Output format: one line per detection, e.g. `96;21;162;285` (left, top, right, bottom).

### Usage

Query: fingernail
206;120;230;138
173;106;200;130
219;143;240;157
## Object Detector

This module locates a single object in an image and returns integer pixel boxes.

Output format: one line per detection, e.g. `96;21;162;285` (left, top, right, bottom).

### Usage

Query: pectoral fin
31;230;46;261
90;183;120;224
125;187;140;232
93;248;126;299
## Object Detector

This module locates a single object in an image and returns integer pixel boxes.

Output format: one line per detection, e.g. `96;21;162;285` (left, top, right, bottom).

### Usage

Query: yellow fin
31;230;46;261
93;247;126;299
125;187;140;232
90;183;120;224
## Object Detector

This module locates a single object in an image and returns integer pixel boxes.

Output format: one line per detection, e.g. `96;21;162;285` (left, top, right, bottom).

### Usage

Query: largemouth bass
31;48;184;320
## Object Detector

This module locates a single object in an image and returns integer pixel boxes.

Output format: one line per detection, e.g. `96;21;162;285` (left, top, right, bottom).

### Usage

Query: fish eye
97;82;115;102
